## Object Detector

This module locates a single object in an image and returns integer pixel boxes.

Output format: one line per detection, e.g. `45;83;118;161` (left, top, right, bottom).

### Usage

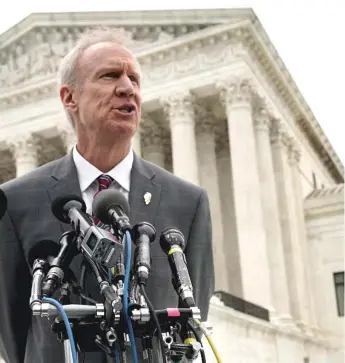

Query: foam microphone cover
28;239;60;267
92;189;130;225
51;195;86;223
160;227;186;253
0;188;7;220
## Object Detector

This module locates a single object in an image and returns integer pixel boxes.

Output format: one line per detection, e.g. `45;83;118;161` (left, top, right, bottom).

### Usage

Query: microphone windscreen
0;189;7;221
51;195;86;223
28;239;60;267
160;227;186;253
92;189;130;225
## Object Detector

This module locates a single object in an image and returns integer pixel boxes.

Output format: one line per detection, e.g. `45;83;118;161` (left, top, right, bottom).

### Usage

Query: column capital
252;98;271;133
216;76;254;107
160;90;195;123
8;133;40;159
287;138;302;165
270;119;290;148
194;101;215;135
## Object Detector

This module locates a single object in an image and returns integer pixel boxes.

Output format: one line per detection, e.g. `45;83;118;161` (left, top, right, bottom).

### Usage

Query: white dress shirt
72;146;134;215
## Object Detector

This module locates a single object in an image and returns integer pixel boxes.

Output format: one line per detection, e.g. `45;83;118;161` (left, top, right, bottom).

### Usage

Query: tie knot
97;174;113;191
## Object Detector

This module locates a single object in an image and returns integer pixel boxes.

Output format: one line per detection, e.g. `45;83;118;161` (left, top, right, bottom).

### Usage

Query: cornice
245;18;344;182
0;8;254;47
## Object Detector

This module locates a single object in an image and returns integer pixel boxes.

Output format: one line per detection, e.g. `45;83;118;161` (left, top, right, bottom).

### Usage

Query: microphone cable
186;320;206;363
194;319;222;363
123;230;139;363
139;284;167;363
42;297;78;363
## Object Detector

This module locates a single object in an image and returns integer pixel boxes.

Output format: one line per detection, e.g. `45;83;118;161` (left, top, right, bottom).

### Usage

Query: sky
0;0;344;163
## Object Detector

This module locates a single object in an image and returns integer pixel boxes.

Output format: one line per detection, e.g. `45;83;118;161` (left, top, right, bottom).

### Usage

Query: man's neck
76;141;131;173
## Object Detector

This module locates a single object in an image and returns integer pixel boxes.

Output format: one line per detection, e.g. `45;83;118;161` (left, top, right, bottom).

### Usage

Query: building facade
0;9;343;362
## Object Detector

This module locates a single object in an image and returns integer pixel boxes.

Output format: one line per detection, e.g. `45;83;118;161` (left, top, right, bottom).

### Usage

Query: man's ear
60;85;78;112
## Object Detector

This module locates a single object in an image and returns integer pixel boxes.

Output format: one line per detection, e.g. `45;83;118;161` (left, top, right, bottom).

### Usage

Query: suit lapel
47;152;82;234
129;153;161;232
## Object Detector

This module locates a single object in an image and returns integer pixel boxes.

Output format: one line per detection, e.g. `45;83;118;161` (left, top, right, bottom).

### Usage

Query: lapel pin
144;192;152;205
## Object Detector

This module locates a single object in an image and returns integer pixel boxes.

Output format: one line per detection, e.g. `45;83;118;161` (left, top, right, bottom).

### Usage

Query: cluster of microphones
0;188;207;363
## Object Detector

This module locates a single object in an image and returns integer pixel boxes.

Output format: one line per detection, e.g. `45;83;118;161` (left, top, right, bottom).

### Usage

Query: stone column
161;91;199;185
270;119;309;331
288;139;317;333
253;104;292;324
10;135;39;177
195;102;228;292
215;126;242;296
216;77;272;309
141;118;166;169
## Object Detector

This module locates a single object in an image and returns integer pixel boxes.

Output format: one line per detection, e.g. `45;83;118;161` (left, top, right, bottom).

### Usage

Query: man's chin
105;120;136;138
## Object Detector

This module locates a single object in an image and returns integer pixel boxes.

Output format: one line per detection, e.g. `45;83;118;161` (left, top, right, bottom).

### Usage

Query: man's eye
102;72;119;79
129;75;139;83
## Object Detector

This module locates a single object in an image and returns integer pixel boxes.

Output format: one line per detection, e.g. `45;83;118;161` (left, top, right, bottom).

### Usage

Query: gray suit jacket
0;152;214;363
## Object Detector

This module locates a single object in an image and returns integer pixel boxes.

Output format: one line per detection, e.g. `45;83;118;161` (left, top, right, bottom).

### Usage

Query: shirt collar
72;146;134;193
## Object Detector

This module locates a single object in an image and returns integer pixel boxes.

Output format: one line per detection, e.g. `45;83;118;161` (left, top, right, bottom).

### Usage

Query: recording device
51;195;123;268
92;189;131;233
0;188;7;220
160;227;196;308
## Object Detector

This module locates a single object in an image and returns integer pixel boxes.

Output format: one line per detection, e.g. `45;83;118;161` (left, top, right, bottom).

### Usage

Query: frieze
0;24;210;90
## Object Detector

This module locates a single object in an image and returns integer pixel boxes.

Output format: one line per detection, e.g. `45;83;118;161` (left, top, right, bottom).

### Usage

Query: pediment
0;9;253;90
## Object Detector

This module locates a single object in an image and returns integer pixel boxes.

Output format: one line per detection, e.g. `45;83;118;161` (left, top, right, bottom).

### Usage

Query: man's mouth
116;104;135;114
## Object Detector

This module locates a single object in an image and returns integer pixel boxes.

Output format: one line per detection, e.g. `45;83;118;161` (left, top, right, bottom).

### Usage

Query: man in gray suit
0;28;214;363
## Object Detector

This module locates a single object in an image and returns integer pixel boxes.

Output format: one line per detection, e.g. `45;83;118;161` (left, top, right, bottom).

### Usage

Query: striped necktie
93;174;113;225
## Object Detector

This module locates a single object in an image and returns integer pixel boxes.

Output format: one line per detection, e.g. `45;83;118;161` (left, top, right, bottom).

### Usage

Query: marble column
10;134;39;177
161;91;199;185
195;103;228;292
141;118;166;169
253;105;292;324
215;124;242;296
216;77;272;309
288;139;317;333
270;119;309;330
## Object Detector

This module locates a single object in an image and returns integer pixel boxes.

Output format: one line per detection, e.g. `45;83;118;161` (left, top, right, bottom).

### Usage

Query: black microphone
28;239;61;268
41;231;78;297
0;188;7;220
160;227;195;308
132;222;156;285
28;239;60;309
92;189;131;233
52;195;123;268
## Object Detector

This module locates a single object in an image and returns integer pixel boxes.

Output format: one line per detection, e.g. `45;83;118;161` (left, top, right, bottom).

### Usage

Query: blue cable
42;297;78;363
123;230;139;363
113;341;121;363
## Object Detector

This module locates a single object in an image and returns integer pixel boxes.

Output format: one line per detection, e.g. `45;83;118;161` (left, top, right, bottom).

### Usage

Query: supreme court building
0;8;344;363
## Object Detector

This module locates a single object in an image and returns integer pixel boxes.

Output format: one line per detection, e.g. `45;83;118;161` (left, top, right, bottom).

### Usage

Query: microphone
28;239;61;268
41;231;78;297
0;188;7;220
51;195;123;268
160;227;196;308
28;239;60;309
92;189;131;233
132;222;156;285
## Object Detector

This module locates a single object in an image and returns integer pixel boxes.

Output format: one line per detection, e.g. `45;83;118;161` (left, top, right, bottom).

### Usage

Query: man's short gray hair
57;27;138;127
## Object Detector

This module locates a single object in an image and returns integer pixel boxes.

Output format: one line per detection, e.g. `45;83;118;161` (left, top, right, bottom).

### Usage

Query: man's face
70;42;141;140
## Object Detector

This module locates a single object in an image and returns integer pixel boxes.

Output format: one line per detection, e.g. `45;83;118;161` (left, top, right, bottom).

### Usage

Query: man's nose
115;75;134;97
